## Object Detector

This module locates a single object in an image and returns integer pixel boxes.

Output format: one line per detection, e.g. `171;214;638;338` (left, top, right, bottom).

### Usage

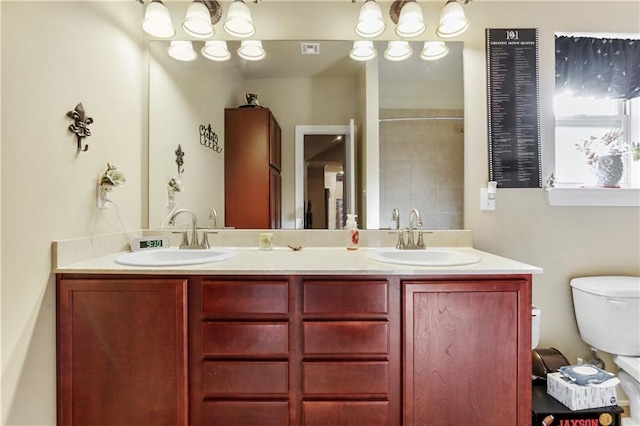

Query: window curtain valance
555;35;640;100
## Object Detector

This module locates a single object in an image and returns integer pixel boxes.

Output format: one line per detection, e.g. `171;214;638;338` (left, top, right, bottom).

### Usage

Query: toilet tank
570;276;640;356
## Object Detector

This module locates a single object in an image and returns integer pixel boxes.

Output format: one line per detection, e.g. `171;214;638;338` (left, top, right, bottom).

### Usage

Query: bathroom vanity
54;239;540;426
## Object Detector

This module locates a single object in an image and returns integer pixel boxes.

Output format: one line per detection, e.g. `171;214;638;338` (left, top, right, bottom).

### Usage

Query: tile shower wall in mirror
379;108;464;230
377;41;464;230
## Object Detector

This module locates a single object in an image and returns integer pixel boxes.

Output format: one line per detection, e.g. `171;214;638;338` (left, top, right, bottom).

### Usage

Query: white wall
1;1;639;425
1;2;145;424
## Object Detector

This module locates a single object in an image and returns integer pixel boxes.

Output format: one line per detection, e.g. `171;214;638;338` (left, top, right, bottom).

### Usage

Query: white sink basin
114;248;237;267
366;248;481;267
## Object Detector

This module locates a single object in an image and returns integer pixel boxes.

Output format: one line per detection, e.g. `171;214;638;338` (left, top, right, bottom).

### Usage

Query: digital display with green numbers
140;239;164;249
130;236;170;251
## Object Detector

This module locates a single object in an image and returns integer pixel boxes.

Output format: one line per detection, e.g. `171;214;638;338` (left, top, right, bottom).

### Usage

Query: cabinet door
403;280;531;426
269;113;281;171
224;108;271;229
57;277;188;426
225;108;279;229
269;168;281;229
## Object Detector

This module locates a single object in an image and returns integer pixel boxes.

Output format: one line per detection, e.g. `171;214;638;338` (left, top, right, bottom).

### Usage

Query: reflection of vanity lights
351;40;449;62
349;40;377;61
167;40;266;62
201;40;231;61
168;40;197;62
420;41;450;60
237;40;266;61
384;40;412;61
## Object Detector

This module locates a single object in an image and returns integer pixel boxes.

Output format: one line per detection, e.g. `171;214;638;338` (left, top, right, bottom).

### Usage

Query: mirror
148;40;463;229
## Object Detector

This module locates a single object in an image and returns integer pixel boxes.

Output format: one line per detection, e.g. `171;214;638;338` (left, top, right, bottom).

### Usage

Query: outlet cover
480;188;496;210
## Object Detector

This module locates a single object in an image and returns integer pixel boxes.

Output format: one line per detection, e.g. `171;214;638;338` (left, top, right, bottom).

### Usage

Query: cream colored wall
0;1;3;418
459;2;640;369
148;41;237;229
1;1;639;425
1;2;145;424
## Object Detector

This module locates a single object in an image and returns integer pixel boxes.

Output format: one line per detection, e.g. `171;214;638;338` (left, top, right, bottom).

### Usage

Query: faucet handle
172;231;189;247
389;230;405;249
416;231;433;249
199;230;218;249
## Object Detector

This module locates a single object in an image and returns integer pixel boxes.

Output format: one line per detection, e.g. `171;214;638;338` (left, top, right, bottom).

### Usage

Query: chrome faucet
405;208;425;249
168;209;202;249
391;208;400;230
208;207;218;229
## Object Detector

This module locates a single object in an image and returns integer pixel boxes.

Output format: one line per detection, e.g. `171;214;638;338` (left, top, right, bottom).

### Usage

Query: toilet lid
615;355;640;382
570;276;640;298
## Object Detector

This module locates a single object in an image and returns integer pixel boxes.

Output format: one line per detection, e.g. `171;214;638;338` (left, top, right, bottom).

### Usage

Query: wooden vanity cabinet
57;273;531;426
224;108;282;229
301;279;401;426
189;277;293;426
403;276;532;426
56;275;188;426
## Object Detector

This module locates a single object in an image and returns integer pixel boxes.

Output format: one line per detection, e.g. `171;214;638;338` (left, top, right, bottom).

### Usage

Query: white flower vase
592;155;624;187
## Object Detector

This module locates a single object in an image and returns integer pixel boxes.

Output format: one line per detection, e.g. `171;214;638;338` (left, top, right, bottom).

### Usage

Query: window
554;94;638;187
552;33;640;200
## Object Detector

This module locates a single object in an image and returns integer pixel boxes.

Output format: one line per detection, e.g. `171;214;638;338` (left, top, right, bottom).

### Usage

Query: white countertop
54;246;542;276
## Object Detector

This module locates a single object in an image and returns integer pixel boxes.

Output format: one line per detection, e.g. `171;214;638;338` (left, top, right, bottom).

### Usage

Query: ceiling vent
300;42;320;55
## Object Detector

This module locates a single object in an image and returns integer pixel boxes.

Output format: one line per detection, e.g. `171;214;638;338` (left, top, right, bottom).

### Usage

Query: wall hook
67;103;93;152
175;144;185;174
200;124;222;153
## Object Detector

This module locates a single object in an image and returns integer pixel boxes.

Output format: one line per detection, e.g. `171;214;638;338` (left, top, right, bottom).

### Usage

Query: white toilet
571;276;640;426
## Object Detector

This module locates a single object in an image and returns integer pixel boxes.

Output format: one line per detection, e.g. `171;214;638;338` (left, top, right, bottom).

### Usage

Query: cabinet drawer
303;321;388;355
203;361;288;396
202;322;288;356
303;281;388;315
303;361;389;396
303;401;389;426
202;281;288;315
204;401;289;426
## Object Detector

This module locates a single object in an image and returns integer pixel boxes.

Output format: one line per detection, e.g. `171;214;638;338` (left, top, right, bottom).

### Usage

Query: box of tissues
547;365;620;410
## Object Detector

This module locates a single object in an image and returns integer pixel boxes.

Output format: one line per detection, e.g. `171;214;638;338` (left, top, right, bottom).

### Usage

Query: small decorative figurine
67;103;93;152
200;124;222;153
245;92;259;106
175;144;185;174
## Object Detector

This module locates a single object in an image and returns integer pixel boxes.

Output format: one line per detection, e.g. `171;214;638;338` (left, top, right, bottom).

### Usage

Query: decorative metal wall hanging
200;124;222;153
175;144;185;174
67;103;93;152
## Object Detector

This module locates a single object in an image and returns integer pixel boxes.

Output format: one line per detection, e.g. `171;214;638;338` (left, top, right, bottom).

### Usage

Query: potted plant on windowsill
575;129;640;187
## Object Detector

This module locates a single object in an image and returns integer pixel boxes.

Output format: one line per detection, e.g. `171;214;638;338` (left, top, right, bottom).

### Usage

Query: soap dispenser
346;214;359;251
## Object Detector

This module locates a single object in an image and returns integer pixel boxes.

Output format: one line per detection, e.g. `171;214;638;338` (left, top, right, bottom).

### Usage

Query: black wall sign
486;28;542;188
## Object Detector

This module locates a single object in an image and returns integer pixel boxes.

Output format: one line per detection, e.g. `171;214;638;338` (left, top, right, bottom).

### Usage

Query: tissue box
547;372;618;410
